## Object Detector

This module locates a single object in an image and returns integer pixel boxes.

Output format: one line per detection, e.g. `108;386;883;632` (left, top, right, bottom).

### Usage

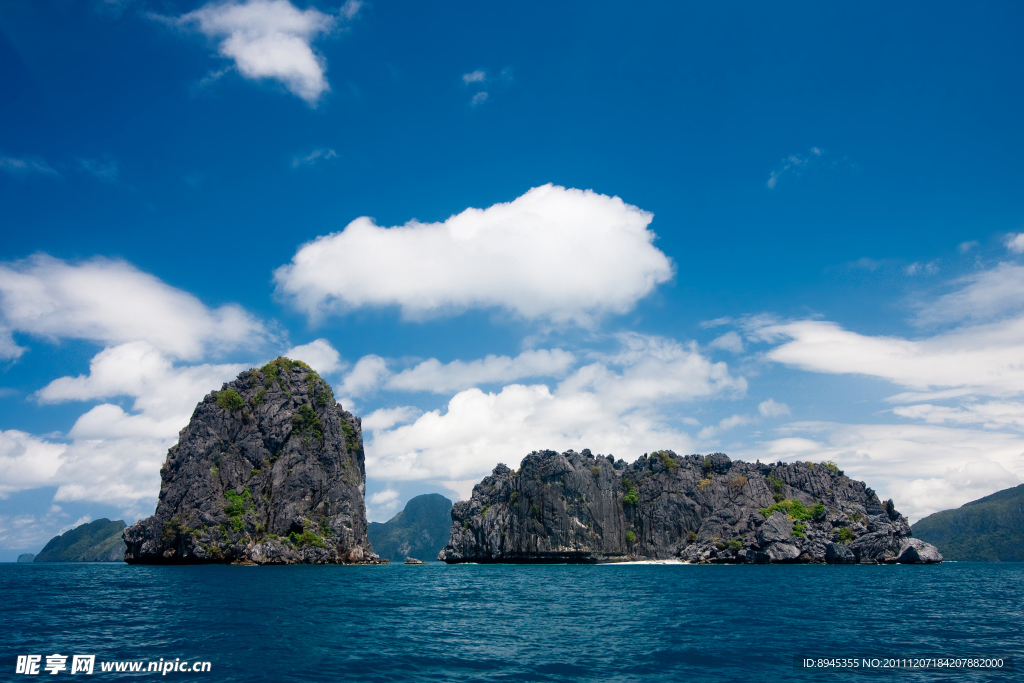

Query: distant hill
368;494;453;562
17;553;35;563
912;484;1024;562
35;519;127;562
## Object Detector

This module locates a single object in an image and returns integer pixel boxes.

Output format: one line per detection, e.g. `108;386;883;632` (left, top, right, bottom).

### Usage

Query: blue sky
2;0;1023;558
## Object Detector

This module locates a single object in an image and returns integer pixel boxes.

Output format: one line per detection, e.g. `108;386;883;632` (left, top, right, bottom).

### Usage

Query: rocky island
367;493;453;563
36;518;126;562
124;358;383;565
438;449;942;564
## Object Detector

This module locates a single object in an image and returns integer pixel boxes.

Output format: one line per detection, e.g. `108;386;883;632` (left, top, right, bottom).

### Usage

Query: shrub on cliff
215;389;245;411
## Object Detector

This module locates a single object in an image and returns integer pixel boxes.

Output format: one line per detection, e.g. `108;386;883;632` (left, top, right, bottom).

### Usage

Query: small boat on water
404;557;424;565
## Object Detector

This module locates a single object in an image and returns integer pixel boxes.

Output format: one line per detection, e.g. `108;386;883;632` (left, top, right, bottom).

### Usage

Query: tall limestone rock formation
439;449;941;564
124;358;382;565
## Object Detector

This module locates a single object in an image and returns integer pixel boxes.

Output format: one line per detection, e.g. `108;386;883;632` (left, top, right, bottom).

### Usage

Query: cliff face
124;358;382;565
35;519;126;562
439;449;941;564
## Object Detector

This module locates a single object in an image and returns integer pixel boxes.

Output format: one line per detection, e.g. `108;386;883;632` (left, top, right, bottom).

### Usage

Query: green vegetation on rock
291;404;324;443
214;389;245;411
760;499;824;521
224;488;252;531
654;450;678;472
289;530;325;548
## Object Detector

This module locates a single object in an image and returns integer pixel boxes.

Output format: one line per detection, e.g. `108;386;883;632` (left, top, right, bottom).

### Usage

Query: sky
1;0;1023;559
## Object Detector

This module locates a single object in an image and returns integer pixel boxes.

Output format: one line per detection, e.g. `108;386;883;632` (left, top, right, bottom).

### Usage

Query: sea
1;562;1021;682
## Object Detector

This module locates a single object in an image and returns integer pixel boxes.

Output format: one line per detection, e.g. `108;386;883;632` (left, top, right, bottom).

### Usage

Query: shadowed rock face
124;358;383;565
439;449;941;565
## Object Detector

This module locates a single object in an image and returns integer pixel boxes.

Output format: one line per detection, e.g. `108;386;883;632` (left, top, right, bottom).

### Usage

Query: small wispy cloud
958;241;979;254
339;0;363;20
0;155;59;177
1005;233;1024;254
905;261;939;276
699;317;733;329
767;147;822;189
469;91;489;107
698;414;752;440
758;399;790;417
78;158;119;183
292;148;338;168
462;70;486;84
193;67;232;93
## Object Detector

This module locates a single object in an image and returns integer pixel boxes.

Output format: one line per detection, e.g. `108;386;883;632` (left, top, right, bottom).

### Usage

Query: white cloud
366;486;400;520
0;254;270;360
283;338;344;374
758;398;790;417
766;147;822;189
177;0;338;105
1005;233;1024;254
368;488;399;505
11;342;247;508
698;414;752;440
0;430;66;498
339;354;390;398
469;91;488;107
708;331;743;353
36;342;243;417
292;148;337;168
0;326;26;360
756;316;1024;397
386;349;576;394
365;334;743;482
958;241;979;253
462;70;486;84
892;401;1024;431
914;263;1024;326
362;406;422;432
747;421;1024;522
0;155;59;177
274;184;674;327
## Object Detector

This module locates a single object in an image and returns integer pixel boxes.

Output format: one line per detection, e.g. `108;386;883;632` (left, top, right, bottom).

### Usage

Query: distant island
368;493;452;562
17;553;35;563
123;358;384;565
34;519;126;562
439;449;942;564
912;483;1024;562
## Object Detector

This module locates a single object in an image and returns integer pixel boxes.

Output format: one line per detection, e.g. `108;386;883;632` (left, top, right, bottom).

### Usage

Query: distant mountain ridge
368;494;453;562
35;519;126;562
912;484;1024;562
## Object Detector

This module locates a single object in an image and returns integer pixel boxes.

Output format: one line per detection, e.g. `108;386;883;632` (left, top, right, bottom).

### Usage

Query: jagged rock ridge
124;358;383;565
439;449;942;564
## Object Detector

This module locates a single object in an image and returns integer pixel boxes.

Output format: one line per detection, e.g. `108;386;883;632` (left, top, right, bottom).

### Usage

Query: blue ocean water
1;562;1021;682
